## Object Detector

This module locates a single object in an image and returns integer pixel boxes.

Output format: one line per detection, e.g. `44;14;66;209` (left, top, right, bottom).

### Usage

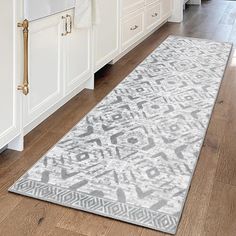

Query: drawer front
122;10;145;50
122;0;145;16
146;2;161;30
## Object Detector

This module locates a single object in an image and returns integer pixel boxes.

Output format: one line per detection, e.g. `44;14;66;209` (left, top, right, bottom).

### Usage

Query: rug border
8;35;233;235
9;179;178;234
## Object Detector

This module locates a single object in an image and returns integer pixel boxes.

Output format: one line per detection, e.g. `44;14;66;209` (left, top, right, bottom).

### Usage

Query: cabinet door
64;12;92;95
94;0;120;72
0;0;22;149
161;0;172;19
24;13;64;127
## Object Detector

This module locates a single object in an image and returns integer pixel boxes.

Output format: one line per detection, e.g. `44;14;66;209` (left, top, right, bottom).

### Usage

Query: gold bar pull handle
17;19;29;96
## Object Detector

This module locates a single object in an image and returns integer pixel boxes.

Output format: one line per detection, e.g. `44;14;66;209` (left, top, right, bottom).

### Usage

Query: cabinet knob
152;13;159;17
130;25;139;31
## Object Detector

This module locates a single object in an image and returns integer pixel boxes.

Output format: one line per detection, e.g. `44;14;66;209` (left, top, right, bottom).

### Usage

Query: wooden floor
1;0;236;235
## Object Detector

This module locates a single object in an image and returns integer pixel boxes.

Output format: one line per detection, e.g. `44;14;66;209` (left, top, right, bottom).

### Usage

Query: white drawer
145;2;161;31
122;9;145;51
122;0;145;16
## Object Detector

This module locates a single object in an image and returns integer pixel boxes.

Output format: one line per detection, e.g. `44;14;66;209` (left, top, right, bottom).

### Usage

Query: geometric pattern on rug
9;36;232;234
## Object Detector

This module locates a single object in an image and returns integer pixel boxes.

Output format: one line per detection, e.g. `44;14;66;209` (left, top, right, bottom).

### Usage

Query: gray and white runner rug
9;36;232;234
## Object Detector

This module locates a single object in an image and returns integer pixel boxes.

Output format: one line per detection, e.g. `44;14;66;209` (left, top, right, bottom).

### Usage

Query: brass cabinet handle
61;16;68;36
17;19;29;96
152;13;159;17
130;25;139;31
66;14;72;34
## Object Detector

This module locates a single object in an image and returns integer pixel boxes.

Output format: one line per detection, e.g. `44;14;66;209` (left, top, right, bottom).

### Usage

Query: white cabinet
24;10;92;130
0;0;22;150
24;13;64;127
94;0;119;72
64;11;92;94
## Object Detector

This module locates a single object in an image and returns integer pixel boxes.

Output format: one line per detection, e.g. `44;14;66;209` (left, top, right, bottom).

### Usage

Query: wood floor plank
203;181;236;236
0;192;21;224
105;221;143;236
0;150;22;175
57;210;113;236
49;227;86;236
215;103;236;186
140;228;166;236
229;20;236;43
211;24;233;42
0;198;64;236
219;3;236;25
